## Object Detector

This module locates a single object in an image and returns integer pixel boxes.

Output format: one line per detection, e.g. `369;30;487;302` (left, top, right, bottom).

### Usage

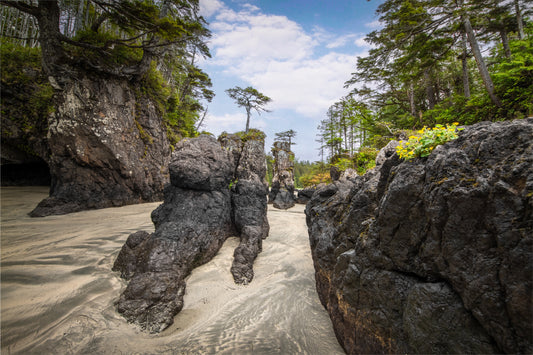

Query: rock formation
269;141;296;209
219;132;270;284
113;133;269;332
306;119;533;354
29;74;170;217
296;185;320;204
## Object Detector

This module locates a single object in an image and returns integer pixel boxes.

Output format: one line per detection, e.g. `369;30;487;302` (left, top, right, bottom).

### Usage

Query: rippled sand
1;187;343;354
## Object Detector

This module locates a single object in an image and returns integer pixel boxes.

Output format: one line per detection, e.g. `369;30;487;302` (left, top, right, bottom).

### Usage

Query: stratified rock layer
269;141;296;209
30;75;170;217
306;119;533;354
113;134;269;332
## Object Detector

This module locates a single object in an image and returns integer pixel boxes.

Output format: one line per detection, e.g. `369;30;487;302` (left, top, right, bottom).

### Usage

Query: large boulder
269;141;296;209
113;133;269;331
29;74;170;217
306;119;533;354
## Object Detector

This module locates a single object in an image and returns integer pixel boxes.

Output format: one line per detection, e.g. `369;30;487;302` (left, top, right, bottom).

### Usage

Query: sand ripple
1;187;343;354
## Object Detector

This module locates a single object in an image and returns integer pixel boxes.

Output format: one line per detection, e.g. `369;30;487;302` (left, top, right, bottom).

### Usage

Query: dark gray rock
269;141;295;209
306;119;533;354
29;75;170;217
169;135;234;191
219;134;270;284
113;133;269;331
329;165;341;182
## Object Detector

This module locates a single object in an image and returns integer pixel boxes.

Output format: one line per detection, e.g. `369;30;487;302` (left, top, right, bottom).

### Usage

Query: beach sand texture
1;187;343;354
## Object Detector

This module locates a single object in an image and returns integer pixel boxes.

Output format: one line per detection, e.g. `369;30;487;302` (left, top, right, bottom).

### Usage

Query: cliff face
269;141;296;209
113;134;269;332
306;119;533;354
29;74;171;217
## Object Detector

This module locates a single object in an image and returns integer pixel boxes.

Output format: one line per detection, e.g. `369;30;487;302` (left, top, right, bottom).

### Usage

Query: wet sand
1;187;343;354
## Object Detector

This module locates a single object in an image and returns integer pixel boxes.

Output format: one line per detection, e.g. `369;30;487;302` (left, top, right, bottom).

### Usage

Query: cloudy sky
198;0;383;162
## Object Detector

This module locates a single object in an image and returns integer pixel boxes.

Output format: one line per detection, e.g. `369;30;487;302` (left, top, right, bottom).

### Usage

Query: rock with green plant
28;74;172;217
113;132;270;331
219;130;270;284
269;141;296;209
306;119;533;354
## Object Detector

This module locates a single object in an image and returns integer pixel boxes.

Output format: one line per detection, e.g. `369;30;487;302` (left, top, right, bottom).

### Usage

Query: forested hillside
316;0;532;174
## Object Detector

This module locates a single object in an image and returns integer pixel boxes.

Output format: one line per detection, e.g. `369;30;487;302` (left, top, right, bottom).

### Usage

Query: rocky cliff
269;141;296;209
27;74;171;217
306;119;532;354
113;133;269;332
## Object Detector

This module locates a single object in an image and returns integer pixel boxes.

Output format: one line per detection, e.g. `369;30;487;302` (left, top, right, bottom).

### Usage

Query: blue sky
198;0;383;162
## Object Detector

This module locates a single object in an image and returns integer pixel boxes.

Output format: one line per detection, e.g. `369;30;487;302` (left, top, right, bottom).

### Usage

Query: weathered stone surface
29;74;170;217
113;133;269;331
306;119;533;354
269;141;295;209
169;135;233;191
219;133;270;284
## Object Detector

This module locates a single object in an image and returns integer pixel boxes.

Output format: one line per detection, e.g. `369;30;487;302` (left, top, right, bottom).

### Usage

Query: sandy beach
1;186;343;354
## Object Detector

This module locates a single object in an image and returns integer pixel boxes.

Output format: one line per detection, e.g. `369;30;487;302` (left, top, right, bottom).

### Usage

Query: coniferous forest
316;0;532;178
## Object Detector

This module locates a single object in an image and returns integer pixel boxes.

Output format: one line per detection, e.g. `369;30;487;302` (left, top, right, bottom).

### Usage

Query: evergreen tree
225;86;272;132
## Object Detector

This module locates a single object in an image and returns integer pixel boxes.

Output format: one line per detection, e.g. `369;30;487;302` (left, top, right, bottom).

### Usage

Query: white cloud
354;36;371;48
202;1;366;119
365;20;383;29
250;52;357;116
202;112;266;135
199;0;224;18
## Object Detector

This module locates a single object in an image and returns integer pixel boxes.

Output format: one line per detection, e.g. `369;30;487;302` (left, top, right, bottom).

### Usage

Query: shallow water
1;187;344;354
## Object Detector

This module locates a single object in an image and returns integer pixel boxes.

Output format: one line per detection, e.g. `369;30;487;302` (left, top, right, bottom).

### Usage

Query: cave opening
1;159;51;186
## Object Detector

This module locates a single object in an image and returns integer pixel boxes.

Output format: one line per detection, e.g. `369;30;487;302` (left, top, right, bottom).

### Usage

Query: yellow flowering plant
396;123;463;160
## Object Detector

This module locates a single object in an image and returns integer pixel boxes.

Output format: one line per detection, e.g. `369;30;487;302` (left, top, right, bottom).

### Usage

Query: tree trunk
424;69;436;110
515;0;524;40
408;83;416;116
463;15;501;107
461;32;471;99
500;30;511;58
245;107;251;132
34;1;67;76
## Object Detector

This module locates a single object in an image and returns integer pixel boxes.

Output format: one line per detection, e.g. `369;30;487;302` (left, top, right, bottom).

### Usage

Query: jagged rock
306;119;533;354
29;74;170;217
113;133;269;331
296;185;319;204
269;141;296;209
219;133;270;284
329;165;341;182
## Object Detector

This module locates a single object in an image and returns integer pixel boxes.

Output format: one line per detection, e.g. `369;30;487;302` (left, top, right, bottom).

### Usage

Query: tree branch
0;0;39;16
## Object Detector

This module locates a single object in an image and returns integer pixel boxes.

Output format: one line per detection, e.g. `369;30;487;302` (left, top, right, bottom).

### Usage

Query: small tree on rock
275;129;297;147
225;86;272;132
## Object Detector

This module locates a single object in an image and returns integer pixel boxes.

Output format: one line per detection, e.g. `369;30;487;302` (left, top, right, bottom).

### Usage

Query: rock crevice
306;119;533;354
113;134;269;332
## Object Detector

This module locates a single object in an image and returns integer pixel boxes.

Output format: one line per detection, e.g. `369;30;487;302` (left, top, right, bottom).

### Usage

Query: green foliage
70;28;143;66
299;162;331;187
396;123;463;160
293;159;314;188
0;41;53;142
339;0;532;150
355;147;378;175
235;128;267;143
226;86;272;132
